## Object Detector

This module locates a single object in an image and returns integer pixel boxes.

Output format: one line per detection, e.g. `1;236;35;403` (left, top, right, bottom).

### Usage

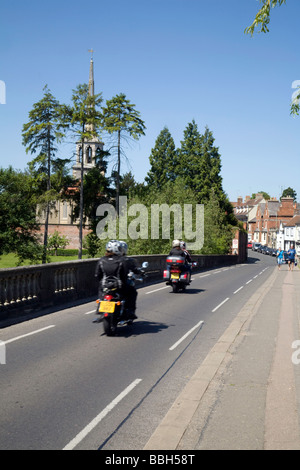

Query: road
0;251;276;450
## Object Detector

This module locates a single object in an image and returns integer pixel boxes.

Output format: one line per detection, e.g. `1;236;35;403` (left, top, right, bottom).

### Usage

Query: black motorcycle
96;262;148;336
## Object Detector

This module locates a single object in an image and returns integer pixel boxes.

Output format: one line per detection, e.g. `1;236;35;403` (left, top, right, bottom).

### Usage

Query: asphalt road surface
0;251;276;450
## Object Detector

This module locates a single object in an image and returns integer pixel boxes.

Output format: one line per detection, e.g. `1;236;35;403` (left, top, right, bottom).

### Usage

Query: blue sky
1;0;300;202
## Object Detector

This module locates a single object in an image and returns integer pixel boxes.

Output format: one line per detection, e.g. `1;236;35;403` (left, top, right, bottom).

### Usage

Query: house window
62;202;68;220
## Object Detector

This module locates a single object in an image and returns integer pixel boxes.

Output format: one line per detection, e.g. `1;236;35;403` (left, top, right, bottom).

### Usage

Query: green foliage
201;190;233;255
0;167;43;264
245;0;287;36
101;93;146;214
22;85;70;263
281;187;297;201
145;127;178;190
47;230;70;255
83;233;106;258
114;178;200;255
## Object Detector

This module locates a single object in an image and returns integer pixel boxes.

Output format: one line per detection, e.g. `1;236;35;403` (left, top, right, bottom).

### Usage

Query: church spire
72;51;104;180
88;49;94;97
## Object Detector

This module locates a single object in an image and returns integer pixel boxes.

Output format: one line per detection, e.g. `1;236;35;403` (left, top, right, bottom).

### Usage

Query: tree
145;127;178;190
0;167;42;264
177;120;203;195
245;0;287;35
22;85;66;263
101;93;146;215
176;121;225;204
251;191;270;200
197;127;223;203
201;189;233;255
281;187;297;201
62;84;103;259
47;230;69;256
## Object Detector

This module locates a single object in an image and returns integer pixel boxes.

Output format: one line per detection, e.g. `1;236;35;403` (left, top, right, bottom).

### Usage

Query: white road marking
63;379;142;450
169;320;204;351
212;298;229;312
233;286;244;294
3;325;56;345
85;310;96;315
246;279;253;284
145;286;169;295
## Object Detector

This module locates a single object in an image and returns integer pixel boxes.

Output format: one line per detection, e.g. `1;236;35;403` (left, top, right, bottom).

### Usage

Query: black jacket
169;247;192;263
95;254;127;290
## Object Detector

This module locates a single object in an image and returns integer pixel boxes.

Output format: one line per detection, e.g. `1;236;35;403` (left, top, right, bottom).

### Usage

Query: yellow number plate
99;301;115;313
171;273;180;279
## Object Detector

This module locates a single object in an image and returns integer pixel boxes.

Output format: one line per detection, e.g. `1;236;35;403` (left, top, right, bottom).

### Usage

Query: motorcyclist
95;240;127;301
168;239;191;282
180;240;192;264
169;239;189;259
180;240;192;282
119;240;140;320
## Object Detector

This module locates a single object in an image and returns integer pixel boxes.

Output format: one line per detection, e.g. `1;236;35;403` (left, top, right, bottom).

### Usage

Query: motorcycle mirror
142;262;149;268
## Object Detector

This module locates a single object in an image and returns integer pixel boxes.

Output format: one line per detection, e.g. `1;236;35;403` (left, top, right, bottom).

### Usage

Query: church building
37;53;104;249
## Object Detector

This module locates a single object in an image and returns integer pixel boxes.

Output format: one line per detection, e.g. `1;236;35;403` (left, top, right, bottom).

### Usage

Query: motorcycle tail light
163;270;168;278
104;295;113;301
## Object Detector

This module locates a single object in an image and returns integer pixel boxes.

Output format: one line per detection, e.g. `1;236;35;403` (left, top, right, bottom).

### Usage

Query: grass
0;253;89;269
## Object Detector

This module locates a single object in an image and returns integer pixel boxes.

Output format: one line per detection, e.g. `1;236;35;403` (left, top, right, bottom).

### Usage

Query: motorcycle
163;256;197;293
96;261;148;336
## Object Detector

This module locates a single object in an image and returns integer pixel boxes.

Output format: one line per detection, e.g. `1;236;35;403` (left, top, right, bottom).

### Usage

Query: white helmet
172;239;181;248
180;241;186;249
106;240;122;255
119;241;128;255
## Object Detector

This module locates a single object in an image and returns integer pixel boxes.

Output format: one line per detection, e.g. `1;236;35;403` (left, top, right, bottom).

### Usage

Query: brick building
233;195;299;249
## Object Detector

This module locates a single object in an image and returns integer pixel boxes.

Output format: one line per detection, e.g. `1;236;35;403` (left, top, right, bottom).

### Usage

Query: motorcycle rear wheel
103;316;117;336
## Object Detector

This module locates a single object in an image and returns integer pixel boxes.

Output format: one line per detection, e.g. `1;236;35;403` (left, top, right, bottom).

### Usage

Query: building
277;215;300;255
232;195;300;250
37;54;104;249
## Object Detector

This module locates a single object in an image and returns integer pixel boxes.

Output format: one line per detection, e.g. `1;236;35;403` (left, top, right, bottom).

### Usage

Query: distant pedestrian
276;247;284;270
287;244;297;271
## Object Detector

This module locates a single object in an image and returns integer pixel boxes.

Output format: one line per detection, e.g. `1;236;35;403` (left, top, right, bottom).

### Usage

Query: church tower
72;52;104;179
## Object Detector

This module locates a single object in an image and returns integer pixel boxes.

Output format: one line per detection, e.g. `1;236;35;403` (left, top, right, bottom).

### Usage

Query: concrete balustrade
0;254;239;321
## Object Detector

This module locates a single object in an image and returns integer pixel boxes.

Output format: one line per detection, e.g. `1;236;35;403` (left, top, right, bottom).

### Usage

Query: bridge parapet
0;254;238;321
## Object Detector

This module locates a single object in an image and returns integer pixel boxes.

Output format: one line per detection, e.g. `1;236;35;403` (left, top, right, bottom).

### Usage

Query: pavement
144;263;300;450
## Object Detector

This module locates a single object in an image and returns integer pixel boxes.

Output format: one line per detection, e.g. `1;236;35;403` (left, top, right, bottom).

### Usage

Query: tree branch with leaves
245;0;286;35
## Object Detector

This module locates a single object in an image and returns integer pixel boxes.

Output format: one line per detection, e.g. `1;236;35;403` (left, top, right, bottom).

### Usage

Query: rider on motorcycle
168;239;192;283
119;240;140;320
95;240;127;301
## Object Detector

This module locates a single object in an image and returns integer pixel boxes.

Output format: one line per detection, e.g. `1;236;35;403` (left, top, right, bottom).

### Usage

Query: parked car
247;242;252;249
252;243;261;252
260;245;268;254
